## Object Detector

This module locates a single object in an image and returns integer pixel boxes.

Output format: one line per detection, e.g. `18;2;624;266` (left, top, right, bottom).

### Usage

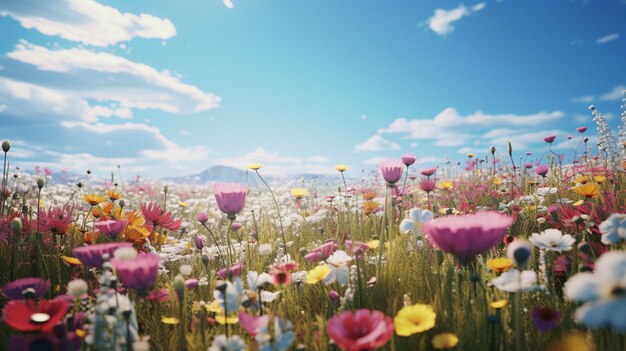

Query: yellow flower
439;208;459;215
247;163;262;171
105;190;123;201
394;304;436;336
572;200;585;207
82;194;106;206
432;333;459;349
215;313;239;325
525;205;537;212
572;175;589;185
593;175;606;184
572;182;600;198
366;240;380;249
548;332;594;351
290;188;307;200
161;316;180;325
334;164;349;172
489;299;509;309
61;256;82;266
486;258;513;273
206;300;222;313
438;181;454;191
178;201;189;208
467;153;475;158
305;264;331;284
75;329;87;338
363;201;379;215
492;177;502;186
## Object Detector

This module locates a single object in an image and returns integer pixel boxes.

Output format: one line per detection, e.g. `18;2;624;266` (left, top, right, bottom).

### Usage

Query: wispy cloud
596;33;619;44
353;135;401;153
0;0;176;47
572;85;625;103
213;147;334;176
426;2;486;37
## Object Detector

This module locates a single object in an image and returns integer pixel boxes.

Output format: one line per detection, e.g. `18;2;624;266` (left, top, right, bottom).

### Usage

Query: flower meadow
2;104;626;351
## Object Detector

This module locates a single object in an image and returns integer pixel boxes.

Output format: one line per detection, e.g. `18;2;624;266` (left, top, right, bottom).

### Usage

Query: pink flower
327;309;394;351
111;253;161;295
543;134;556;143
422;211;514;264
536;164;549;177
211;183;248;218
577;126;587;133
231;222;242;231
142;288;170;302
216;262;243;279
420;167;437;177
418;179;436;193
380;160;404;185
72;242;133;268
2;278;50;300
401;153;417;167
239;311;269;336
344;240;369;257
304;241;338;263
94;219;126;236
197;212;209;224
39;206;73;235
141;202;182;231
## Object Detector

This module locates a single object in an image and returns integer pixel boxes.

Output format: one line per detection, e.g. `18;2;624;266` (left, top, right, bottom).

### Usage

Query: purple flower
524;163;533;169
231;222;242;231
418;179;436;193
535;164;549;177
543;134;556;143
185;279;199;289
216;262;243;279
194;235;205;250
577;126;587;133
111;253;161;295
531;307;561;332
211;183;248;218
420;167;437;177
422;211;514;264
2;278;50;300
380;160;404;185
197;212;209;224
72;242;133;268
94;219;126;236
401;153;417;167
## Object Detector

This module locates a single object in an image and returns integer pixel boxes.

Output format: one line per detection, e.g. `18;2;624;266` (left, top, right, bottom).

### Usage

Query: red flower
327;309;394;351
39;206;73;235
140;202;182;231
2;299;70;333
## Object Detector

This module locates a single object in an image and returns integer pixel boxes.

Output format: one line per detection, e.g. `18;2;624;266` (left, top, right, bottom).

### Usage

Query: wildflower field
2;99;626;351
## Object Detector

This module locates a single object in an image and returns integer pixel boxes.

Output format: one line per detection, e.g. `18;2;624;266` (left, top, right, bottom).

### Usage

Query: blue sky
0;0;624;178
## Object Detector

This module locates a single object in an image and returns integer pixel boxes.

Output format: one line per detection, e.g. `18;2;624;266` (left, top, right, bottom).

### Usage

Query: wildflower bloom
394;304;436;336
327;309;394;351
247;163;263;170
304;241;338;263
211;182;248;218
543;134;557;143
82;194;106;206
577;126;587;133
2;298;70;332
432;333;459;349
238;312;269;336
216;262;244;279
529;229;576;252
141;202;182;231
492;269;543;292
422;211;514;264
105;189;123;201
335;165;349;172
572;182;600;198
420;167;437;177
438;181;453;191
490;299;509;309
39;206;73;234
531;307;562;332
112;255;160;297
401;153;417;166
94;219;127;236
197;211;209;224
486;258;513;273
418;179;436;193
290;188;307;200
72;242;133;268
535;164;549;177
305;265;331;284
380;160;404;185
2;278;50;300
599;213;626;244
399;208;433;238
507;240;532;266
564;251;626;330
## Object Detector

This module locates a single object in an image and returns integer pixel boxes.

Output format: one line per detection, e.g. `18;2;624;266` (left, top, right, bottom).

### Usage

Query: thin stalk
255;170;287;252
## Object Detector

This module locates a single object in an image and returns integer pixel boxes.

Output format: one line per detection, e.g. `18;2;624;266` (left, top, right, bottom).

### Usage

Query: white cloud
363;157;390;166
354;135;401;153
596;33;619;45
0;0;176;47
378;107;564;147
5;41;220;115
223;0;234;9
426;3;485;36
572;85;625;103
306;156;330;163
180;129;190;136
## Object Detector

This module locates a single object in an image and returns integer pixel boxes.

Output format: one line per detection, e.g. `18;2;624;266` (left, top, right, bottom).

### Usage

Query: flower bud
507;141;512;157
173;274;185;297
2;140;10;153
194;235;204;250
67;279;88;298
163;184;169;194
328;290;340;301
490;145;496;155
36;178;45;190
11;218;22;234
507;240;532;267
202;254;210;266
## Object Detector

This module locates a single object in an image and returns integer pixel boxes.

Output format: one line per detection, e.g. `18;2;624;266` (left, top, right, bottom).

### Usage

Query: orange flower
61;256;82;266
572;182;600;198
362;190;377;201
83;231;100;245
363;201;379;215
122;225;150;246
105;189;123;201
82;194;106;206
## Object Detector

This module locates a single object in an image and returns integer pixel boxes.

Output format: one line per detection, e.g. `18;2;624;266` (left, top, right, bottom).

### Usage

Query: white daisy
529;229;576;252
399;208;433;238
491;269;544;293
599;213;626;245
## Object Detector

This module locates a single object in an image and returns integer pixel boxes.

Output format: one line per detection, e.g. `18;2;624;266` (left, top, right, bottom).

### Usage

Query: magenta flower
143;288;170;302
380;160;404;185
418;179;436;193
535;164;549;177
239;311;269;336
197;211;209;224
531;307;561;332
216;262;243;279
327;309;394;351
401;153;417;167
577;126;587;133
543;134;556;143
185;279;199;289
72;242;133;268
141;201;182;231
420;167;437;177
194;235;205;250
211;182;248;219
344;240;369;257
422;211;514;264
2;278;50;300
94;219;126;236
524;163;533;169
304;241;338;263
111;253;160;295
38;206;73;234
231;222;242;231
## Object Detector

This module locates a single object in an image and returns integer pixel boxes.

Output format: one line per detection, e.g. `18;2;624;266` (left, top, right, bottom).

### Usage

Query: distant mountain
163;165;261;185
